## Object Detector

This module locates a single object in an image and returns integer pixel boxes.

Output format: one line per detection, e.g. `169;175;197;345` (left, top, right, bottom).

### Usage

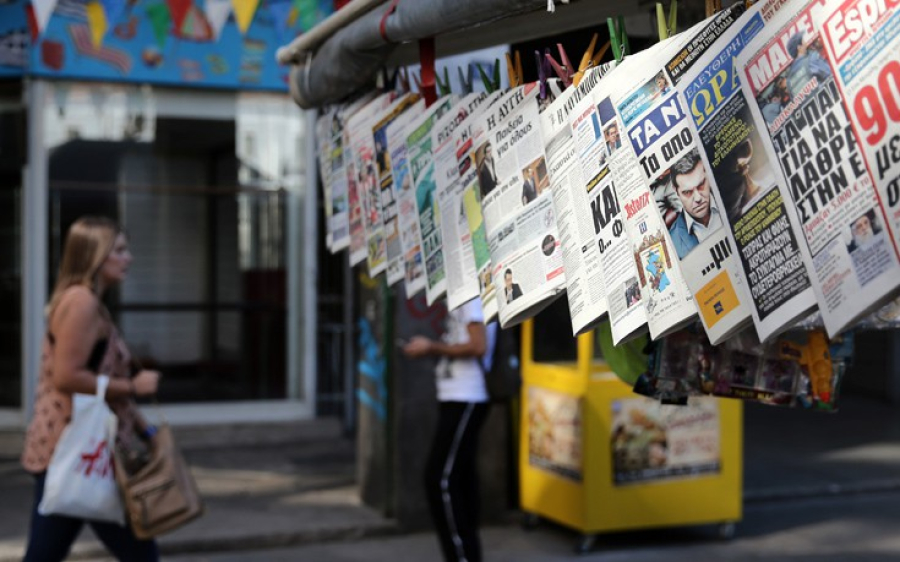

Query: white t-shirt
435;300;491;403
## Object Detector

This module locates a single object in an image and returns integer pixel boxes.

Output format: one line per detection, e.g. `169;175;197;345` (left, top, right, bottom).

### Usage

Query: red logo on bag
78;440;112;478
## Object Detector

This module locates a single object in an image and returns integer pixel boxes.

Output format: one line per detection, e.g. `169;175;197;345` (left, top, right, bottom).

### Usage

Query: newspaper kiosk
519;317;743;551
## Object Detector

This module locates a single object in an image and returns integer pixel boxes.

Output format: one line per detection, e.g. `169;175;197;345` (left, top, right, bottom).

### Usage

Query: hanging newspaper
379;98;425;286
677;2;818;343
391;96;456;297
737;0;900;337
346;93;394;266
541;64;620;336
815;0;900;290
471;84;567;328
432;92;501;311
359;94;420;277
315;111;335;252
631;6;758;345
607;38;701;340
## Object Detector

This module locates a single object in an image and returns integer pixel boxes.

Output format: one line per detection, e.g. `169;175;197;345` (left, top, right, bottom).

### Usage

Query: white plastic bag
38;375;125;525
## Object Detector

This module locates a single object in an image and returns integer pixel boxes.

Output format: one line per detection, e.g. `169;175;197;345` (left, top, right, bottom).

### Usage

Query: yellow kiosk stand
519;319;742;552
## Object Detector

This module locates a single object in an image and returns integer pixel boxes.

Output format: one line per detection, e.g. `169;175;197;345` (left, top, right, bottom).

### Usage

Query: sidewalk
1;394;899;560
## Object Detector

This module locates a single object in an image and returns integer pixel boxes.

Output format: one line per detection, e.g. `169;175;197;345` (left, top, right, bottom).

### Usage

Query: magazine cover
395;96;457;297
429;92;498;308
737;0;900;337
381;98;425;286
471;85;567;328
540;64;619;336
346;93;394;267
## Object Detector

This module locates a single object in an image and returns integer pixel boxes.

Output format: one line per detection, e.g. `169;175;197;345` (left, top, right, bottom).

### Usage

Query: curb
744;478;900;504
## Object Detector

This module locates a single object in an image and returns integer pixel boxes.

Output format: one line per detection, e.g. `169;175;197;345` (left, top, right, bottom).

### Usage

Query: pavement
1;393;899;561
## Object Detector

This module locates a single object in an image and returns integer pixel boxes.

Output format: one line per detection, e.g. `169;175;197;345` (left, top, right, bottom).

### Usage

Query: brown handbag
114;420;204;539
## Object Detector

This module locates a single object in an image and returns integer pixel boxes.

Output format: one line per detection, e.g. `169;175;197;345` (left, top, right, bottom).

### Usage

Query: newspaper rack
519;317;743;551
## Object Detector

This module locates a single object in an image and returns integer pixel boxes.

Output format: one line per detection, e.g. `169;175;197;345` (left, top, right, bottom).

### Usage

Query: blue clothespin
657;1;678;41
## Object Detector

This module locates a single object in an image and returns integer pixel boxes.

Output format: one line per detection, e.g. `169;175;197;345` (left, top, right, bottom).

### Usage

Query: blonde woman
21;216;161;561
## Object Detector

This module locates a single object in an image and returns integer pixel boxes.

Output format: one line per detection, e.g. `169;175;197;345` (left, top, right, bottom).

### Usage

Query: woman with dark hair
21;216;161;562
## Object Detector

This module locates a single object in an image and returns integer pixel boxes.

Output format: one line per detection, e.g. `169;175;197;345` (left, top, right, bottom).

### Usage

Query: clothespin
476;59;502;93
545;43;574;87
571;33;611;87
656;1;677;42
607;16;630;63
705;0;722;17
396;67;411;93
506;51;524;88
535;48;554;100
457;65;474;95
435;67;452;96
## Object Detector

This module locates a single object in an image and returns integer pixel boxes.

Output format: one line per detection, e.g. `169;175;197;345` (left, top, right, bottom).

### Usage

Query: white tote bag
38;375;125;525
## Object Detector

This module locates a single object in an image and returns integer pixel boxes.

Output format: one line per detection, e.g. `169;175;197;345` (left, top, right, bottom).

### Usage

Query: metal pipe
276;0;389;65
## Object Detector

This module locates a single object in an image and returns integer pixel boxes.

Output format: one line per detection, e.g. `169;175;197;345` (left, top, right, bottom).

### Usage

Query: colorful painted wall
0;0;333;90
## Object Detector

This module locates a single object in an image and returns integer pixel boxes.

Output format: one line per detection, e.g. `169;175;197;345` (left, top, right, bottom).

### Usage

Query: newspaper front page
738;0;900;336
650;6;760;344
679;2;818;342
362;94;420;277
541;65;624;336
471;84;567;328
432;92;500;311
608;38;701;340
315;111;335;252
346;94;393;266
326;94;376;254
380;98;425;286
816;0;900;285
393;96;456;297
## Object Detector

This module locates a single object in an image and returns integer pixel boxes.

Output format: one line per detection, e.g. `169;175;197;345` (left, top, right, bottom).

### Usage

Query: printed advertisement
472;85;567;328
528;387;582;482
380;98;425;286
738;0;900;336
612;397;721;485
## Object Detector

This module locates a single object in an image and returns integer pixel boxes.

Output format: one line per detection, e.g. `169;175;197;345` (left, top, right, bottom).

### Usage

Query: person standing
21;216;161;562
403;300;495;562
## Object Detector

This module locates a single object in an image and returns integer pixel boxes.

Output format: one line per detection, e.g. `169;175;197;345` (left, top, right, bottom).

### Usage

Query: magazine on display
541;65;620;336
606;34;702;340
393;96;456;297
360;94;420;277
315;111;335;252
346;93;394;267
432;92;501;312
380;98;425;286
325;94;377;254
815;0;900;289
471;84;567;328
737;0;900;337
642;5;760;345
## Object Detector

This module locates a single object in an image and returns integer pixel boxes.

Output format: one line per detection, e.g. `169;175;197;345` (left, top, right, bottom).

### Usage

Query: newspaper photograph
315;111;335;252
346;93;393;267
432;92;499;311
472;84;567;328
360;94;420;278
540;65;616;336
392;96;456;297
816;0;900;292
380;98;425;286
738;0;900;337
608;38;700;340
645;6;759;344
679;2;818;343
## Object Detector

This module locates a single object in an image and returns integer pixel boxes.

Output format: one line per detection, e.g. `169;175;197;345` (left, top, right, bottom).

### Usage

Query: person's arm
50;287;159;399
403;323;486;359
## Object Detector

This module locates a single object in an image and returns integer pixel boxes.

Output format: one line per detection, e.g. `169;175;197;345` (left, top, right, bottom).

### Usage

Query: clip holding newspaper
737;0;900;338
380;98;426;287
470;84;567;328
346;93;394;268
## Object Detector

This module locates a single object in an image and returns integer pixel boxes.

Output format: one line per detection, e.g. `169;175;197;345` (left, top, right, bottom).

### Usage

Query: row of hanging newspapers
315;0;900;346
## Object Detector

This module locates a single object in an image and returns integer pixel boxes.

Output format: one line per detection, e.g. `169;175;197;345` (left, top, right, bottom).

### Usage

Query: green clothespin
458;66;474;95
607;16;630;63
476;59;502;93
657;1;677;41
435;67;452;96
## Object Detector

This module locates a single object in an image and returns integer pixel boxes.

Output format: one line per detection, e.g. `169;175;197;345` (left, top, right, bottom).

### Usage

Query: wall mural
0;0;333;90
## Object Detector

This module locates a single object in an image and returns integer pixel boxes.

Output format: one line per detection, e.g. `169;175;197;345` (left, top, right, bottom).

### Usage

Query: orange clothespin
705;0;722;17
571;33;610;86
506;51;524;88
